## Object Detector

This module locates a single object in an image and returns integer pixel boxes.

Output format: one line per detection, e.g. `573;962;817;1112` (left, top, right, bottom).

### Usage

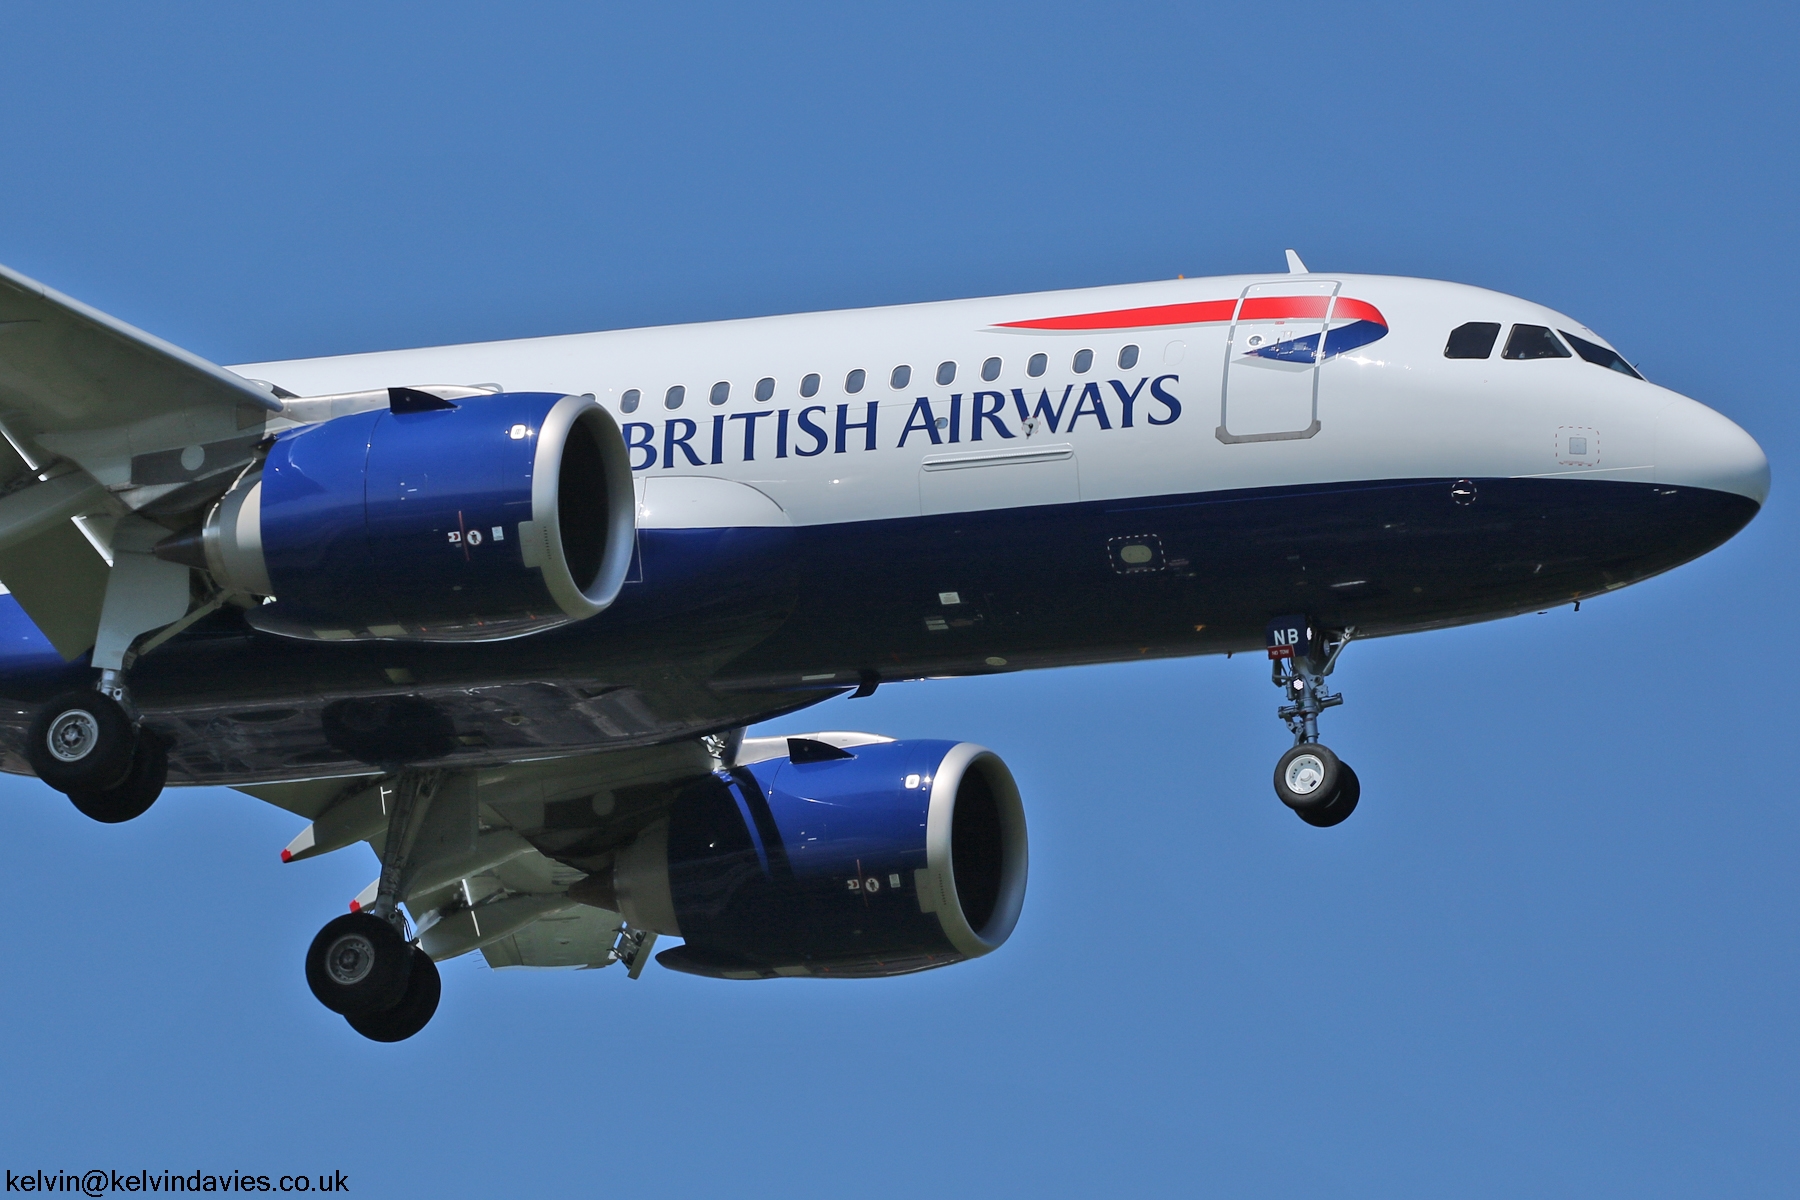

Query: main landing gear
304;770;443;1042
305;914;442;1042
25;671;169;824
1266;618;1360;827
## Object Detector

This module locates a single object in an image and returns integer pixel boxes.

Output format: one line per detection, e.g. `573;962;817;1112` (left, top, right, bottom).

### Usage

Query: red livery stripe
997;299;1236;330
1330;297;1384;324
1238;295;1329;321
998;294;1386;331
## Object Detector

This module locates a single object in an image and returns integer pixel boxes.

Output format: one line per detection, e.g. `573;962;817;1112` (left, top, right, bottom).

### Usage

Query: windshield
1560;330;1644;379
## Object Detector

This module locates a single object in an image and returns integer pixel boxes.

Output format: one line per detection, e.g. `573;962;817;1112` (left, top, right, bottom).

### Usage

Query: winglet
1285;249;1309;275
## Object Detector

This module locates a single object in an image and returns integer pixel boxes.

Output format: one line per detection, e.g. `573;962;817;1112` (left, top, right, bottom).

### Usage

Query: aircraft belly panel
0;477;1756;786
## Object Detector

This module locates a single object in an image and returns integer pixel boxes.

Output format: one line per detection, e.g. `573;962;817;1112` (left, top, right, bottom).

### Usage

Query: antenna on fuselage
1285;249;1309;275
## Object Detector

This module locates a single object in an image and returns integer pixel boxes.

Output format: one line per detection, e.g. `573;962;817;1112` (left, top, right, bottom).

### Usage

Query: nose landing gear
1266;617;1359;827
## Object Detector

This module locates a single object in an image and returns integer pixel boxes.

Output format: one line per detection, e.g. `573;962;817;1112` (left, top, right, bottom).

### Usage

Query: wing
239;738;727;973
0;261;284;659
0;260;283;482
480;905;628;969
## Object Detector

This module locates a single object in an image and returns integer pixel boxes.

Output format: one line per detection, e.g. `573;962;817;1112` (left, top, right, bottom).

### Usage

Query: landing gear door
1216;279;1340;443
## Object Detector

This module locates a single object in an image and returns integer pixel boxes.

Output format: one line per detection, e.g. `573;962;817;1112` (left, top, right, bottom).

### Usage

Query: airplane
0;249;1766;1041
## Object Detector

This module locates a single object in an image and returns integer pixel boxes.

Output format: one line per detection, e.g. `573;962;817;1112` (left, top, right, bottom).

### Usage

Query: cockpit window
1560;330;1644;380
1502;324;1571;360
1445;322;1501;359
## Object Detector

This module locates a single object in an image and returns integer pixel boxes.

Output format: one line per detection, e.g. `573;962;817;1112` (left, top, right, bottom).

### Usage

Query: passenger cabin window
1073;349;1093;373
754;377;775;401
800;373;820;398
1445;322;1501;359
1561;330;1644;380
891;365;911;389
845;368;866;394
981;356;1001;381
936;361;956;385
620;388;641;413
1502;325;1571;360
710;381;730;405
1027;353;1047;377
665;385;686;409
1118;344;1139;369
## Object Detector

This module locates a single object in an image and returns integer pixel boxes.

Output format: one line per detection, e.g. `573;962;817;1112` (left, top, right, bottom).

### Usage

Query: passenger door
1216;279;1340;443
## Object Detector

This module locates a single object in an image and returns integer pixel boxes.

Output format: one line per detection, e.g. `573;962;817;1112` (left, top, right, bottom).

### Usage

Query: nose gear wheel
1275;743;1342;810
1296;762;1360;828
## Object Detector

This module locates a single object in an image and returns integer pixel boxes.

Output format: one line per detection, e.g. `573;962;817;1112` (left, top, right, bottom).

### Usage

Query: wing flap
243;741;731;975
0;519;109;659
481;903;625;969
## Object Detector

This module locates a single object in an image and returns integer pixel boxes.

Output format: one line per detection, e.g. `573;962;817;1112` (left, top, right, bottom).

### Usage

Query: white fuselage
233;272;1768;524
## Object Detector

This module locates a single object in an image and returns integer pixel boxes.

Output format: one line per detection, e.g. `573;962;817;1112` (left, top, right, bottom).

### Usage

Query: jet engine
162;391;636;642
579;736;1029;979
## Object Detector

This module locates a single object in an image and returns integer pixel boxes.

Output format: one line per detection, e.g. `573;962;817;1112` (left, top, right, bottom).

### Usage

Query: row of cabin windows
617;344;1145;412
1444;322;1643;379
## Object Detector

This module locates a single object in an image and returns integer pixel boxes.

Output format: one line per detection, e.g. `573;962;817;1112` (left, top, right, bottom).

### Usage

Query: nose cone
1656;398;1770;505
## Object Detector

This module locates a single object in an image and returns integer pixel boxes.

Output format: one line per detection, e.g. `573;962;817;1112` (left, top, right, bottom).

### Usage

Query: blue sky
0;3;1794;1196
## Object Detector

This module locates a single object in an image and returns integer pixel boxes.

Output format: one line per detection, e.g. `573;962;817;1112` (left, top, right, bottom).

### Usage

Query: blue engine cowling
187;392;636;642
597;737;1029;979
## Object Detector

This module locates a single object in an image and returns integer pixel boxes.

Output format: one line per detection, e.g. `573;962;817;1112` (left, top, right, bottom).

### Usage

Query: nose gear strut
1265;616;1360;827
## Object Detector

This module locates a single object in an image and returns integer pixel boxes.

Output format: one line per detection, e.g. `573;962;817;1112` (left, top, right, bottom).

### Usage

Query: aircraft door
1216;279;1340;443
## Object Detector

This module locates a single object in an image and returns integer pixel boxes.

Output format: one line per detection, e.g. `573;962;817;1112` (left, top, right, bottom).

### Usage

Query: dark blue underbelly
0;477;1756;784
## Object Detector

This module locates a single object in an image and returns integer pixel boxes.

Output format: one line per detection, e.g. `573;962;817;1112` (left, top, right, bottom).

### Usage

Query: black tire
305;912;414;1016
1274;742;1342;811
26;690;136;793
67;732;167;824
345;948;441;1043
1297;762;1361;828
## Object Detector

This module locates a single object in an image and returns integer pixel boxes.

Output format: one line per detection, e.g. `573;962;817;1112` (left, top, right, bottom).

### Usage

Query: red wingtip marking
280;849;292;862
348;900;360;912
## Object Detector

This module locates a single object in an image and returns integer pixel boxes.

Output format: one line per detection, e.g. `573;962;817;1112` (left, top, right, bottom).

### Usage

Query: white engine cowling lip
198;392;637;617
530;393;638;620
925;742;1029;958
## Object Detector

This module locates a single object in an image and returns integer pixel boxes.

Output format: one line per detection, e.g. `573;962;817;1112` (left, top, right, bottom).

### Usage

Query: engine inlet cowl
165;392;635;643
589;738;1029;980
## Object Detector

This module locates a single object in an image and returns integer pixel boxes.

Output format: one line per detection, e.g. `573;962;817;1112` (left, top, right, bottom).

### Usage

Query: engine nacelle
587;737;1028;979
176;392;636;642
